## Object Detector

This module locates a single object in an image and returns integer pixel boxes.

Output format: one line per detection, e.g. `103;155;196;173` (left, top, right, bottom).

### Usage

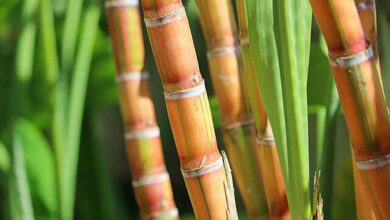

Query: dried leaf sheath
194;0;269;218
105;1;178;219
310;0;390;219
235;0;290;219
141;1;235;219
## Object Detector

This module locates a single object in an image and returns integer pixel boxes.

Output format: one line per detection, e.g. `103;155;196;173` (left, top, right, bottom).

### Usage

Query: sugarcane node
181;157;224;178
115;71;149;83
223;118;255;131
144;6;185;28
125;127;160;140
356;0;375;12
256;137;276;146
105;0;138;8
328;46;373;68
142;208;179;220
355;153;390;170
132;172;170;187
163;80;206;100
207;46;241;58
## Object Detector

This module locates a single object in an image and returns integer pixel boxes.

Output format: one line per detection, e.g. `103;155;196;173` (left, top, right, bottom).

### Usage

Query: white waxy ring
144;7;185;28
357;1;374;11
256;137;276;146
105;0;138;8
356;153;390;170
329;46;373;68
164;81;206;100
207;47;240;58
116;71;149;83
224;119;255;131
125;127;160;140
181;157;223;178
143;208;179;219
132;172;170;187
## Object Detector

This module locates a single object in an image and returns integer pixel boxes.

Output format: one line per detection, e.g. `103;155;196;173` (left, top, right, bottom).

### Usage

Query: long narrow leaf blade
64;5;100;220
246;0;312;218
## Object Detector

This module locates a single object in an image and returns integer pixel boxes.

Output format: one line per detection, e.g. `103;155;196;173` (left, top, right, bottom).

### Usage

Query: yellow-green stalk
235;0;290;219
105;1;178;218
194;0;269;218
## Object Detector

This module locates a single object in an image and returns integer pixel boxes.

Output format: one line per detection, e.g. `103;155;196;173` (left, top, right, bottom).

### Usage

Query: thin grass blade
64;5;100;220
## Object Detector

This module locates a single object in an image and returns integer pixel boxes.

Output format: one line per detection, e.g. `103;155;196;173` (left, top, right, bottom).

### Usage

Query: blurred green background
1;0;390;219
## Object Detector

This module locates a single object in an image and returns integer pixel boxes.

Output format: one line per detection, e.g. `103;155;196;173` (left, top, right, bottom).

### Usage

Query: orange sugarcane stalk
141;0;237;219
352;156;377;220
310;0;390;219
194;0;269;218
356;0;377;51
355;2;379;219
235;0;290;219
105;1;178;219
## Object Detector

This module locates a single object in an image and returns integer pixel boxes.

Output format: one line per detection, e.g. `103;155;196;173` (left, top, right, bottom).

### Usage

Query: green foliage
209;96;221;129
15;0;38;85
245;0;312;219
9;129;35;220
1;0;102;219
14;119;58;220
307;39;340;218
0;142;10;173
378;12;390;103
63;6;100;220
39;0;59;86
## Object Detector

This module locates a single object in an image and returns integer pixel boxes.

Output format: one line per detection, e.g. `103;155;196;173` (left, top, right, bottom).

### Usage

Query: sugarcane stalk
356;0;377;51
310;0;390;219
193;0;269;218
353;157;377;220
235;0;290;219
105;1;178;219
141;0;237;219
355;2;380;219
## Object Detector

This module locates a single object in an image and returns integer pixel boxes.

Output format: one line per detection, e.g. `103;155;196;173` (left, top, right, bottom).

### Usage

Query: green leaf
378;14;390;103
63;5;101;220
245;0;312;218
39;0;59;86
307;41;340;218
15;0;38;84
9;127;35;220
60;0;84;75
307;42;337;109
0;141;10;173
14;119;58;220
245;0;288;178
308;105;327;175
209;96;221;129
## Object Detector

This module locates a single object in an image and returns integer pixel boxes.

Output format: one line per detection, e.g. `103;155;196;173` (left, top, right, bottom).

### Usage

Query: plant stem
310;0;390;218
235;1;290;219
141;0;237;218
105;1;178;218
194;0;269;218
352;158;377;220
